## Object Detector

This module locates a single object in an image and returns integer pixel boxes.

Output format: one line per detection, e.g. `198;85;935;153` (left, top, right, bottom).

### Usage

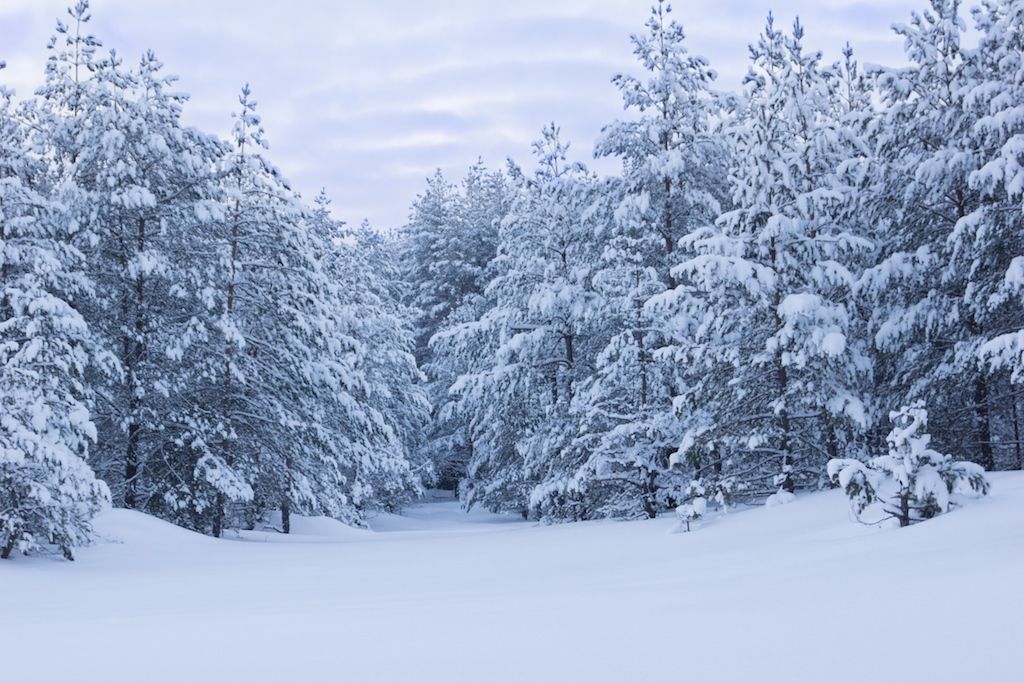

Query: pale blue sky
1;0;927;229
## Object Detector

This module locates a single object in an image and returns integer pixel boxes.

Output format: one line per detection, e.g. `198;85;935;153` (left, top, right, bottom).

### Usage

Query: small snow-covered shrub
686;476;736;510
672;477;736;532
528;478;587;523
828;403;989;527
675;497;706;532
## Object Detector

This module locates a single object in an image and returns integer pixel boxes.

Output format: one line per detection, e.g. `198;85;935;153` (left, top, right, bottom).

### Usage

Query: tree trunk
826;415;840;465
0;213;10;319
281;498;290;534
777;360;794;493
212;494;225;538
215;199;241;539
973;376;994;471
641;467;658;519
124;420;139;509
563;333;574;400
663;175;676;289
770;237;794;492
1;534;16;560
123;217;147;509
633;272;648;408
1012;392;1023;470
898;491;911;528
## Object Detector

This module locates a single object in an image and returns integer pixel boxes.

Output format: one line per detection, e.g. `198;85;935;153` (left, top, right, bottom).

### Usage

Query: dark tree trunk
634;281;648;407
123;217;147;509
826;415;840;464
777;361;794;493
663;176;676;289
898;491;911;528
214;199;242;540
770;237;793;492
0;215;10;319
124;420;139;509
212;494;225;538
973;376;994;471
563;333;574;400
1013;392;1023;470
281;498;290;534
641;467;658;519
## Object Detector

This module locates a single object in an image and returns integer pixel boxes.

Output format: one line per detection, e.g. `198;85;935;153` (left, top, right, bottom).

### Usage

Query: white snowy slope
2;477;1022;683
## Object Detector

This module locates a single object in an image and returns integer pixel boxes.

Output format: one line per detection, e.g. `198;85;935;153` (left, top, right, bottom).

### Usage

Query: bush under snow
828;403;989;527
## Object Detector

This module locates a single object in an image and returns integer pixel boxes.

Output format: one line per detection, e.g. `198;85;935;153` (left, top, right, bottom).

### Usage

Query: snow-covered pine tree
310;196;431;514
1;59;109;559
518;134;605;522
966;0;1024;470
95;51;228;512
351;220;433;509
859;0;1009;469
168;89;429;535
431;302;530;514
29;3;231;520
403;170;461;366
86;51;226;511
449;125;602;520
828;403;989;526
669;15;871;505
189;85;359;535
401;163;510;491
580;0;730;518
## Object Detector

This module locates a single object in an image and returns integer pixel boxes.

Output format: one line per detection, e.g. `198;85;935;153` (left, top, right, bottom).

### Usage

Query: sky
1;0;929;229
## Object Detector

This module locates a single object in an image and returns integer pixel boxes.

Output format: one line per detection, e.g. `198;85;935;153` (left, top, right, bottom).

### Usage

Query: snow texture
2;475;1020;682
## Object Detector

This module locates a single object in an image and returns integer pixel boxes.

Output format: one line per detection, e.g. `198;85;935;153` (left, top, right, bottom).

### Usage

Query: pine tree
581;0;730;518
859;0;1005;469
402;163;510;491
1;59;109;559
85;51;225;511
311;197;431;514
829;403;989;526
442;126;603;519
201;85;356;535
670;15;871;504
968;0;1024;469
169;91;426;535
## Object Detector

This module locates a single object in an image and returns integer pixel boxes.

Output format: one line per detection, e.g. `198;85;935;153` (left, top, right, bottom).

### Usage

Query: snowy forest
2;0;1023;562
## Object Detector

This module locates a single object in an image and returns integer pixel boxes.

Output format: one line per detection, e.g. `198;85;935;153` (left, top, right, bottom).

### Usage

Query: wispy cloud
1;0;928;229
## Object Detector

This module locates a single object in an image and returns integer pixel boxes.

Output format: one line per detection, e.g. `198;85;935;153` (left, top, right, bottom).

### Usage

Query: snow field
2;475;1022;683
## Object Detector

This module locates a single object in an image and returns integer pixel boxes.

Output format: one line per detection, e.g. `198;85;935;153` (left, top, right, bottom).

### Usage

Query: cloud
1;0;930;229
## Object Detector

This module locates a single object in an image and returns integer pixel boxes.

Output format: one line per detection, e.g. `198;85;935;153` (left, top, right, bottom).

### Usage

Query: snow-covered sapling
828;404;989;527
675;496;706;532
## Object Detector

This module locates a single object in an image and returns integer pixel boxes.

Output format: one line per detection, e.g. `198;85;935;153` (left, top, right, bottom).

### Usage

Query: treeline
1;2;429;558
402;0;1024;521
3;0;1022;558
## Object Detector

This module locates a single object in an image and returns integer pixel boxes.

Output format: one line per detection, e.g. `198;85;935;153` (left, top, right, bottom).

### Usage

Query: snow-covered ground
3;476;1022;683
